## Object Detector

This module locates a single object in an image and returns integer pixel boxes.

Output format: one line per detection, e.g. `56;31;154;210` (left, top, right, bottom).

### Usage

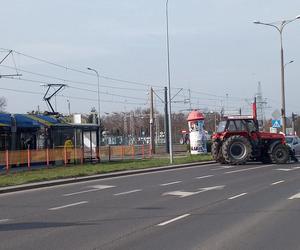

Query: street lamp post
254;15;300;134
87;67;101;155
166;0;173;164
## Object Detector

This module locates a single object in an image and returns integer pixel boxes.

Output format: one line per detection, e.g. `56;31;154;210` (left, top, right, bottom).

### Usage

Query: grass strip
0;154;212;187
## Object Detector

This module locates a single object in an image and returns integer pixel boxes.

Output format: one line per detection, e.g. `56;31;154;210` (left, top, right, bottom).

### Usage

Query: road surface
1;162;300;249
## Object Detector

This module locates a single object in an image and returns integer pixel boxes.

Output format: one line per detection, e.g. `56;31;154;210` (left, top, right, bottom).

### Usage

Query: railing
0;144;153;174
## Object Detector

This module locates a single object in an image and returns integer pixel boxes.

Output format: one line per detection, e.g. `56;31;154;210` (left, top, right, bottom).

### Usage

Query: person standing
64;136;74;164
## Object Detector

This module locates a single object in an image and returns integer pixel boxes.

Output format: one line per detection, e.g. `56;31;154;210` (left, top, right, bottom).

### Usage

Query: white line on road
0;219;10;223
160;181;182;186
276;167;300;172
113;189;142;196
271;180;285;185
157;214;190;226
48;201;88;211
288;193;300;199
228;193;247;200
225;165;273;174
63;189;99;196
211;166;235;171
163;185;225;198
63;185;115;196
196;175;214;179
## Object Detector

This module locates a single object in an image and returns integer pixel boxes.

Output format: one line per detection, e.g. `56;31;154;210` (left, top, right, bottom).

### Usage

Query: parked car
285;136;300;155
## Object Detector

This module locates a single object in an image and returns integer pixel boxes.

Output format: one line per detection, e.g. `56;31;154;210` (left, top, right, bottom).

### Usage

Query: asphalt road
2;161;300;250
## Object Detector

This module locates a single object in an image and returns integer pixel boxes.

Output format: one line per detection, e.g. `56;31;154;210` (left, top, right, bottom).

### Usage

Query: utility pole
188;89;192;110
150;87;155;154
292;112;297;135
164;87;169;153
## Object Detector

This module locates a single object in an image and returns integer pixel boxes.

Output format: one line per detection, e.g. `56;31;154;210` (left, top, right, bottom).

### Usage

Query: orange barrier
1;144;152;174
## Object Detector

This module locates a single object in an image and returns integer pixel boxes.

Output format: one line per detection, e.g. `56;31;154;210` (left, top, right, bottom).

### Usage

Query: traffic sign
272;119;281;128
272;109;281;119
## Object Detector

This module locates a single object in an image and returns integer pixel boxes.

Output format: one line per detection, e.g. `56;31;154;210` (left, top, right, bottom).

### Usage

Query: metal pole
279;27;286;134
166;0;173;164
87;67;101;157
150;87;155;154
254;16;300;134
164;87;169;153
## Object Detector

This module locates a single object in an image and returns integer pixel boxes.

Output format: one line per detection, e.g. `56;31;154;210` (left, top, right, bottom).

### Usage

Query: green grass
0;154;212;187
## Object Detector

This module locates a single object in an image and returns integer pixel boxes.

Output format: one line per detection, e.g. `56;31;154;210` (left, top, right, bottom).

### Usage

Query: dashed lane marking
113;189;142;196
288;193;300;199
276;167;300;172
63;185;115;196
271;180;285;185
160;181;182;186
228;193;247;200
48;201;88;211
196;175;214;179
157;214;190;226
225;165;273;174
0;219;10;223
211;166;235;171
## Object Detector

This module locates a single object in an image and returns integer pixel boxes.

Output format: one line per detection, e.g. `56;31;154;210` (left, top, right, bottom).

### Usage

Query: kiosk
187;110;207;154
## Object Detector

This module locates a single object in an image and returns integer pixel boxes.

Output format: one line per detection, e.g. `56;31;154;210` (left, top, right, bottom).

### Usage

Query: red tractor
211;102;294;165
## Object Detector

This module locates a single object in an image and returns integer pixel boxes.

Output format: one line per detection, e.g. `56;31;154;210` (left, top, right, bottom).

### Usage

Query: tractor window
217;121;226;132
245;120;257;132
234;120;247;131
227;121;237;131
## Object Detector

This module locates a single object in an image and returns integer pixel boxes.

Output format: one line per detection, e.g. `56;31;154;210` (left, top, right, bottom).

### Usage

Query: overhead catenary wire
1;48;164;87
0;87;146;106
0;65;151;92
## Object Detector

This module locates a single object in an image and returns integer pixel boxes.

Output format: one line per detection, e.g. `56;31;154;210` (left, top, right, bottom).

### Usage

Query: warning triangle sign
272;120;281;128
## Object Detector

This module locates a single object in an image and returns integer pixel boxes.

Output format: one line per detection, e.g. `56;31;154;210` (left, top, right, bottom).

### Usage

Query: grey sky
0;0;300;117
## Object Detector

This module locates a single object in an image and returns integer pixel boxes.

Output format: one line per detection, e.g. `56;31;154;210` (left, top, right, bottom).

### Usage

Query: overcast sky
0;0;300;117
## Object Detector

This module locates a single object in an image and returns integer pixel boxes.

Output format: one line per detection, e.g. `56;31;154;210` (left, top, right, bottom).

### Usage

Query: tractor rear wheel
270;144;289;164
211;141;226;164
222;135;252;165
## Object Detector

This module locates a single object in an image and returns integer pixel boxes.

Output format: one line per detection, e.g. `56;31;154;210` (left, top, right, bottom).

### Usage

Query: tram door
83;130;97;161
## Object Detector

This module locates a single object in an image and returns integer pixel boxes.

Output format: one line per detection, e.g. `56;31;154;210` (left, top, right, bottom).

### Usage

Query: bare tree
0;97;7;112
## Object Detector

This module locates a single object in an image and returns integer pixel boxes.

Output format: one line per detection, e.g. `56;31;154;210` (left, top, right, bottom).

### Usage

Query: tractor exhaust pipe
252;97;257;121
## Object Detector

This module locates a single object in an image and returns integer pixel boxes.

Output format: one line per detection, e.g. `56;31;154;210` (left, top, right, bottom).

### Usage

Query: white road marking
200;185;225;192
225;165;273;174
0;219;10;223
211;166;235;171
113;189;142;196
63;185;115;196
163;191;196;198
276;168;292;171
163;185;225;198
196;175;214;179
228;193;247;200
276;167;300;172
160;181;182;186
48;201;88;211
288;193;300;199
271;180;285;185
157;214;190;226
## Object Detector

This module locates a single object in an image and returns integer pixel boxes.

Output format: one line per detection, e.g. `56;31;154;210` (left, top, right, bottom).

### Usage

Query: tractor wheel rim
275;149;284;159
229;142;246;160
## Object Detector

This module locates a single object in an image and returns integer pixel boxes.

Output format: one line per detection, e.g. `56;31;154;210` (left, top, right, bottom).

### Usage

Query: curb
0;161;216;194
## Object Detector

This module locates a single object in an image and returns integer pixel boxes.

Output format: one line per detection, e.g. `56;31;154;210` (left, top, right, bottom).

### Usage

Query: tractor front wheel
211;141;226;164
270;144;289;164
222;135;252;165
